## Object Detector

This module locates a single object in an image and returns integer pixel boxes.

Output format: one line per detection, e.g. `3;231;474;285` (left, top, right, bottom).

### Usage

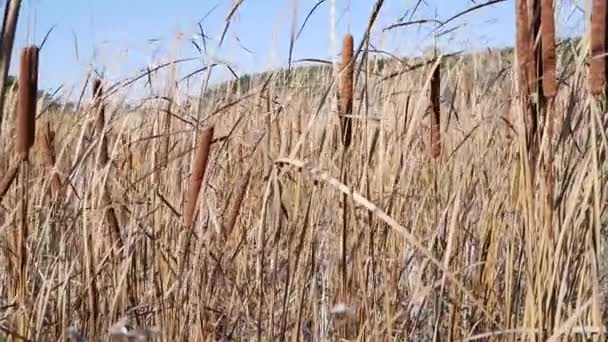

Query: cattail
590;0;607;94
338;33;354;148
0;163;19;201
92;79;109;166
541;0;557;97
430;63;441;158
184;126;214;226
516;0;533;100
16;46;39;161
223;171;251;239
92;78;123;250
39;122;63;197
529;0;541;93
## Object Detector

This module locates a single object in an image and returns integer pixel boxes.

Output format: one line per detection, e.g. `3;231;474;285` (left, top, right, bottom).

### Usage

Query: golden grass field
0;0;608;341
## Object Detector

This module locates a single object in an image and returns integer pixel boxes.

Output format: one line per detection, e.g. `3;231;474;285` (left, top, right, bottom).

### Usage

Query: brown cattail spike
541;0;557;98
223;171;251;239
529;0;541;93
16;46;39;161
590;0;607;95
430;62;441;158
184;126;214;226
92;78;110;166
39;122;63;197
339;33;354;148
516;0;532;100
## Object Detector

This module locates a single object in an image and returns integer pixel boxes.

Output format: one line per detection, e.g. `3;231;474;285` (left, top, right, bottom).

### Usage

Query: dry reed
0;162;19;201
0;0;22;131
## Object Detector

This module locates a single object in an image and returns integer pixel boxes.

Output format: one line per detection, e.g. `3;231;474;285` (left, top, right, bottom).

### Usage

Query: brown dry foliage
15;46;38;161
339;33;354;148
590;0;607;94
184;126;214;226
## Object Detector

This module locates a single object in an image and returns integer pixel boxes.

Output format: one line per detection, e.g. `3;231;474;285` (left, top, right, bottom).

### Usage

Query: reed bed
0;1;606;341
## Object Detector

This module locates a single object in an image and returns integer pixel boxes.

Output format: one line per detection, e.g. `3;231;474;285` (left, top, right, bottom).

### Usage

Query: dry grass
0;3;606;342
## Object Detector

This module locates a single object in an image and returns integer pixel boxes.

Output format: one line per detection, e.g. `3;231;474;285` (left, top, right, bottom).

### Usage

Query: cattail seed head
223;171;251;239
92;79;103;100
541;0;557;97
590;0;607;95
516;0;533;100
16;46;39;161
338;33;354;148
92;78;110;166
39;121;63;197
184;126;214;226
430;63;441;158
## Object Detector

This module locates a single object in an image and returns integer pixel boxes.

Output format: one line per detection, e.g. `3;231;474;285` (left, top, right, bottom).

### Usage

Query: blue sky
6;0;584;96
